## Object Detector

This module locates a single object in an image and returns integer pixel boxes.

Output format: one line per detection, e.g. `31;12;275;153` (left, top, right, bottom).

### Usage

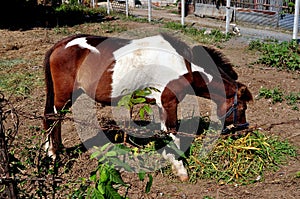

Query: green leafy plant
70;142;157;198
138;171;153;194
248;40;300;71
118;87;158;120
257;87;284;104
71;143;130;199
257;87;299;110
285;92;300;110
296;171;300;178
87;163;128;199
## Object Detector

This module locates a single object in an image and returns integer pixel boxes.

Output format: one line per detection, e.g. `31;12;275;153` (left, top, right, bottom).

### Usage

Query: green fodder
187;130;297;185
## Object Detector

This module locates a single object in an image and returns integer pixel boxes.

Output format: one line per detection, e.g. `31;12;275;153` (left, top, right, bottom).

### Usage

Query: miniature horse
43;33;253;181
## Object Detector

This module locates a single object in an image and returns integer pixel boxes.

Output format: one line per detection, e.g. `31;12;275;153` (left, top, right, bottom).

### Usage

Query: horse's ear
238;85;253;102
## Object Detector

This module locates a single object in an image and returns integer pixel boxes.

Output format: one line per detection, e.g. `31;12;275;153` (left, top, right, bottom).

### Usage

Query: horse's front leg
159;99;178;132
160;100;189;182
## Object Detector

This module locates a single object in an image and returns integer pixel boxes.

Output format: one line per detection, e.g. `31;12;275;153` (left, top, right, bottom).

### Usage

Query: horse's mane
202;46;238;80
160;33;193;64
191;45;238;81
159;33;238;81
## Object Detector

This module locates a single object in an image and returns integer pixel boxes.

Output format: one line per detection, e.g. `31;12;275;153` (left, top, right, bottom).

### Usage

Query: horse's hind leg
45;91;72;160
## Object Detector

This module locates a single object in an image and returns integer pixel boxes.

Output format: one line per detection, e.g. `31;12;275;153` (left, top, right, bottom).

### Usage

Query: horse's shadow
59;116;215;172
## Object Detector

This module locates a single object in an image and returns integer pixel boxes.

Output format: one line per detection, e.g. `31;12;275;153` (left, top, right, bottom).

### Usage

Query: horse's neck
194;73;236;105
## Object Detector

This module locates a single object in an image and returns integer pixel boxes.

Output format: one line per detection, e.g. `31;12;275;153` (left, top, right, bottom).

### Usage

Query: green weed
257;87;284;104
296;171;300;178
285;92;300;110
257;87;299;110
0;71;42;97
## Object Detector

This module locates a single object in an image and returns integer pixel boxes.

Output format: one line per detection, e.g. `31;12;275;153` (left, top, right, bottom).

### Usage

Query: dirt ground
0;16;299;198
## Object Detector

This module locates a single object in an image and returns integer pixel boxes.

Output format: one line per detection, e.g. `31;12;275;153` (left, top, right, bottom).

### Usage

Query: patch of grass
187;130;297;185
125;15;150;23
163;21;231;44
120;14;232;45
99;22;128;33
248;39;300;71
54;3;108;26
0;59;25;70
53;26;71;35
0;59;43;98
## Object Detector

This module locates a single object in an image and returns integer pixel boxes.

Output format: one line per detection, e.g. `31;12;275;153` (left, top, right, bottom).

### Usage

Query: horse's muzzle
221;122;249;134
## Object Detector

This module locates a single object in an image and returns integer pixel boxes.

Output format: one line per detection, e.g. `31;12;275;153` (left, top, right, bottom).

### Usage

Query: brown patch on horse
43;34;91;117
76;36;131;104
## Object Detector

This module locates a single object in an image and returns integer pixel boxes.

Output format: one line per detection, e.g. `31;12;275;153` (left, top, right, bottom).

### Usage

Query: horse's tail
43;47;55;119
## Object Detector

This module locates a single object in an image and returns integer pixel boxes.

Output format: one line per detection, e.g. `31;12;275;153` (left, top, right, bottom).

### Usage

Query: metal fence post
293;0;300;39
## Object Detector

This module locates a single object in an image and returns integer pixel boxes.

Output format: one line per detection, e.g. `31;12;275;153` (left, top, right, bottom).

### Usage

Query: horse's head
218;82;253;134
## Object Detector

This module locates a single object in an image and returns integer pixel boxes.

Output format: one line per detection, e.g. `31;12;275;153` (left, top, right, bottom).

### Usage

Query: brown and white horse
43;33;252;181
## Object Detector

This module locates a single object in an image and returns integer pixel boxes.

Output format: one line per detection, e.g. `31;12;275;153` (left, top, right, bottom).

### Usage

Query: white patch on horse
53;105;58;114
191;63;213;83
169;133;180;149
162;133;188;181
65;37;100;54
111;35;189;100
162;149;188;181
45;138;56;160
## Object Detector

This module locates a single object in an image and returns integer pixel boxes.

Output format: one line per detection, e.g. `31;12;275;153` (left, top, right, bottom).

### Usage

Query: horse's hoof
179;175;189;182
47;150;57;161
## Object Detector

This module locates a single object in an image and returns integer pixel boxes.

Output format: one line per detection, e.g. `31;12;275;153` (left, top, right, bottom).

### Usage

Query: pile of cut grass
186;130;297;185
